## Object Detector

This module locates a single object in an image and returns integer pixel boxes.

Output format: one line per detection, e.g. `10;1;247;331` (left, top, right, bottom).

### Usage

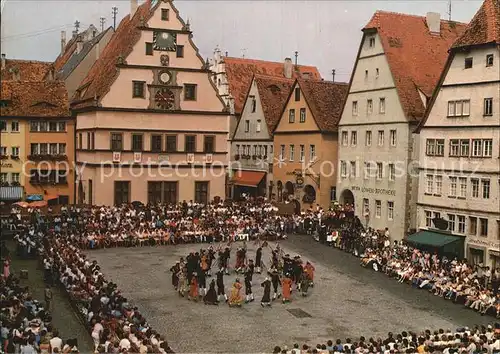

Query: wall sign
351;186;396;196
468;238;500;249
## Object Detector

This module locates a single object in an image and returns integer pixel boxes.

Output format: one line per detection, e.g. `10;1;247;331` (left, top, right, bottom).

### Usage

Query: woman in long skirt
261;278;271;307
204;279;218;305
228;279;243;307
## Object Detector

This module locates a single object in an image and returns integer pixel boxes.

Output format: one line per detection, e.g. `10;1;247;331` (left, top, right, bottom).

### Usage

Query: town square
0;0;499;353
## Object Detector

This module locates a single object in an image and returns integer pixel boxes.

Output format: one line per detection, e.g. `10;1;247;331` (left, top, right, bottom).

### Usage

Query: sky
1;0;482;82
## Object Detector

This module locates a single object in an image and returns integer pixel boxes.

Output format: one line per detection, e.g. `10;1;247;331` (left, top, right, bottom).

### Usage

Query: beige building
337;11;466;239
273;79;348;211
72;0;228;206
417;0;500;266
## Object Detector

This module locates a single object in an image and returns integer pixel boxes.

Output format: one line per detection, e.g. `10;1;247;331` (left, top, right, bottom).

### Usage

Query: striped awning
0;186;23;201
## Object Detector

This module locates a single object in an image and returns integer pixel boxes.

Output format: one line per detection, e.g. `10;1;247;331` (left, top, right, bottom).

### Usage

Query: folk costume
261;278;272;307
204;279;218;305
255;246;263;274
282;274;292;303
300;273;310;297
228;279;243;307
178;269;187;297
269;268;281;300
244;268;254;303
198;270;207;296
188;273;199;301
216;269;228;302
170;262;180;290
304;261;315;287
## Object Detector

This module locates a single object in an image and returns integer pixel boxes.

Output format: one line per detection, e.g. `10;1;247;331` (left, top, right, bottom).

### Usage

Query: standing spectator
44;286;53;312
49;330;62;354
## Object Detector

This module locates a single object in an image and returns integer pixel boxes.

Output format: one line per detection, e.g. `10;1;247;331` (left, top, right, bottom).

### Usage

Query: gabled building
273;79;348;211
72;0;228;206
336;11;466;240
416;0;500;266
230;74;293;199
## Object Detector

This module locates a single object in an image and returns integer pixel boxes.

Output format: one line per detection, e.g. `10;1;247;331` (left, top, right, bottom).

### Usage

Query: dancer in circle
255;244;263;274
244;267;254;303
170;261;180;290
261;277;272;307
269;267;281;301
204;279;218;305
188;272;199;301
216;268;228;303
282;273;292;304
228;278;243;307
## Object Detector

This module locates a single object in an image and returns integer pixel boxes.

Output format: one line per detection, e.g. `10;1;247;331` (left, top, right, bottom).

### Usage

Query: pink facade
74;0;229;205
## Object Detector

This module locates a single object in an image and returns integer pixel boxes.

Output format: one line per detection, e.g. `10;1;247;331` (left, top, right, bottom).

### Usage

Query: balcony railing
28;154;68;161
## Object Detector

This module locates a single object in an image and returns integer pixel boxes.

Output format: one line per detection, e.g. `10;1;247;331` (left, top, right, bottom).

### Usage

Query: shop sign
351;186;396;196
468;238;500;249
0;161;13;168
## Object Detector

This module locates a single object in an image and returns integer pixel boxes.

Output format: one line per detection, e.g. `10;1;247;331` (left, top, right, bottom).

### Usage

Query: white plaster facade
337;31;420;240
417;45;500;267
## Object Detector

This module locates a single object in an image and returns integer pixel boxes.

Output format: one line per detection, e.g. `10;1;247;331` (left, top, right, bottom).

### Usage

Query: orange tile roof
363;11;467;121
224;57;322;114
1;80;70;117
72;0;155;107
253;74;294;134
452;0;500;48
1;59;52;81
53;36;78;73
298;79;349;132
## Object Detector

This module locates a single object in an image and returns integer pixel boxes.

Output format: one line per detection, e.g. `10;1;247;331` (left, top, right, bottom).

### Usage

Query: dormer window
486;54;494;67
250;96;256;112
161;9;169;21
369;37;375;48
464;57;473;69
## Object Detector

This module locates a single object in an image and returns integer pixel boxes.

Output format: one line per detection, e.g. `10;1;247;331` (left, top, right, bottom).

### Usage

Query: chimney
284;58;293;79
225;51;228;57
1;54;5;70
130;0;138;17
426;12;441;34
60;31;67;54
76;36;83;54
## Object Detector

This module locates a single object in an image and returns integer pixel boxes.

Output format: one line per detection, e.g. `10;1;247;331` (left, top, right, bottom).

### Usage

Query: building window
294;87;300;101
388;163;395;181
363;162;370;180
151;135;163;152
376;162;383;180
464;57;473;69
131;134;143;151
161;8;169;20
289;145;295;161
350;131;357;146
449;139;460;157
365;70;368;79
350;161;356;178
469;179;479;199
203;136;215;153
486;54;494;67
299;145;305;162
11;173;19;183
352;101;358;116
251;96;256;113
425;210;432;227
148;182;162;205
114;181;130;206
435;175;442;195
375;200;381;218
86;132;91;150
78;133;82;149
288;109;295;123
472;139;482;157
459;177;467;198
459;139;470;157
369;37;375;47
148;181;177;205
49;122;58;132
176;45;184;58
166;135;177;152
425;139;444;156
111;133;123;151
367;99;373;114
341;131;348;146
50;143;58;155
448;214;456;232
132;81;145;98
389;129;396;146
309;145;316;161
377;130;384;146
387;201;394;220
447;100;470;117
449;176;457;197
90;132;95;150
184;84;197;101
483;139;493;157
145;43;153;56
11;146;19;157
379;98;386;114
185;135;196;152
426;174;434;194
0;173;8;183
365;131;372;146
279;145;285;160
470;216;478;235
11;121;19;132
340;161;347;178
330;187;337;201
194;181;209;204
480;218;488;237
256;119;261;132
457;215;465;233
244;120;250;132
376;68;379;77
484;98;493;116
299;108;306;123
482;179;490;199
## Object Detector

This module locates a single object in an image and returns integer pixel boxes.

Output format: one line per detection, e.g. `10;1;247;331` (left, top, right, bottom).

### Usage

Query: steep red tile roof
253;74;294;134
298;79;349;132
72;0;155;107
1;59;52;81
224;57;322;114
364;11;466;121
53;36;78;72
453;0;500;48
1;80;70;117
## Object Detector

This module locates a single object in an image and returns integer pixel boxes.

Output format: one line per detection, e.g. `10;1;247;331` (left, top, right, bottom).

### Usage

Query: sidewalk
6;241;94;352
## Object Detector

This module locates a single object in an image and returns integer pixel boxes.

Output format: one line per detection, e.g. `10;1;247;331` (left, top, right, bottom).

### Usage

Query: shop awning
407;230;463;248
0;187;23;201
45;194;59;201
231;171;265;187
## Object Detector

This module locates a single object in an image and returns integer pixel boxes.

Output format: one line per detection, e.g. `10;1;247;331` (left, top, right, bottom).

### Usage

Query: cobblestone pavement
5;242;94;352
86;235;492;353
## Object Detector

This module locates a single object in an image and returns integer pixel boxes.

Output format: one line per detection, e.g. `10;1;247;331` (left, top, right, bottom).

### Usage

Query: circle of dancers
169;240;315;307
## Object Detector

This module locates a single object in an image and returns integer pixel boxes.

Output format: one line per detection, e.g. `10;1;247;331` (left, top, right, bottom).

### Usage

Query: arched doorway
276;181;283;202
303;184;316;204
285;181;294;196
339;189;354;206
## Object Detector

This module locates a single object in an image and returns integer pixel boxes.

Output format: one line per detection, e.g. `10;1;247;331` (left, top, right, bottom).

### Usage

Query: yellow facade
0;118;28;188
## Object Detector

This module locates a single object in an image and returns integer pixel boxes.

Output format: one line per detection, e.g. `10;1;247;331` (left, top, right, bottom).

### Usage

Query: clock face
153;31;177;51
158;71;171;84
155;88;175;110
